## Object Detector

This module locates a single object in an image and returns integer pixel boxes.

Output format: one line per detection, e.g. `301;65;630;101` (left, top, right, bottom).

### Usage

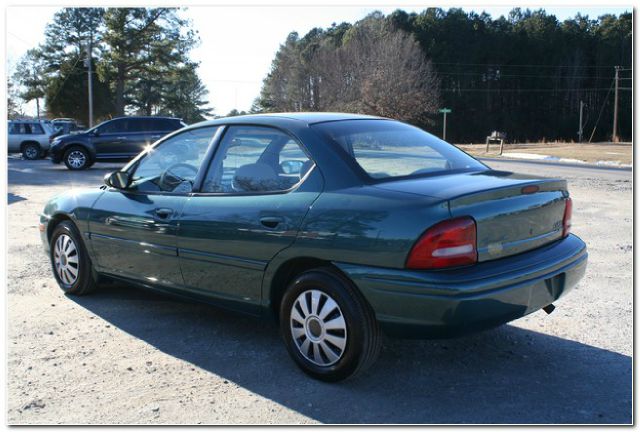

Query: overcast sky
6;5;632;118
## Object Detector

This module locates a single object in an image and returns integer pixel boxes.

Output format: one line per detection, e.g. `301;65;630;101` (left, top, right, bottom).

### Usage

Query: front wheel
50;221;98;295
63;147;90;170
280;268;381;382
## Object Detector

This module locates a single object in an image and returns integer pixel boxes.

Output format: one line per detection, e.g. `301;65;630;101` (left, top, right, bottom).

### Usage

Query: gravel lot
6;157;632;424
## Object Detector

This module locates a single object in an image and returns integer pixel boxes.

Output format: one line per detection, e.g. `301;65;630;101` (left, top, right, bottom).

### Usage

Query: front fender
40;187;106;254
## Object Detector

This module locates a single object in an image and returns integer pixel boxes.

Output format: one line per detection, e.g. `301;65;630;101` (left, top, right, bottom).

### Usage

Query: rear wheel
63;147;90;170
22;142;41;160
280;267;381;382
50;221;98;295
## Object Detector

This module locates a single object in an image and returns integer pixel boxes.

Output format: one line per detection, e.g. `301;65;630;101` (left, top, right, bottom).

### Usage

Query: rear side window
127;119;149;132
312;120;487;180
201;126;312;194
149;118;172;131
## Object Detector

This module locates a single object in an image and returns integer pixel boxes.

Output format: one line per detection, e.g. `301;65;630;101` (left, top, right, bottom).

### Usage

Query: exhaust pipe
542;304;556;315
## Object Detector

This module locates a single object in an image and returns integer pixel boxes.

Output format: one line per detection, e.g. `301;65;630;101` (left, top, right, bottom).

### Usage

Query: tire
22;142;41;160
279;267;381;382
49;221;98;295
63;147;90;170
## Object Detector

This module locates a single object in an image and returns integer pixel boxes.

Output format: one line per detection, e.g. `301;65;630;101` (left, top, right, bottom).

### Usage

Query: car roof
9;119;49;123
188;112;388;128
111;115;182;121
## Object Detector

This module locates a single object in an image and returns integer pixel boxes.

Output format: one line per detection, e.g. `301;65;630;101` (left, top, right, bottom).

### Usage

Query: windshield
312;120;487;180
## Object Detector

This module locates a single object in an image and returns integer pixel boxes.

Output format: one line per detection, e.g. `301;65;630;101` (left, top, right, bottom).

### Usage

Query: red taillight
563;197;572;237
406;217;477;269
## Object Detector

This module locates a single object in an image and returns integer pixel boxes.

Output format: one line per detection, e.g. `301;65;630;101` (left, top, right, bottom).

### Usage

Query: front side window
201;126;313;194
98;119;126;134
30;123;44;135
311;120;487;180
125;126;219;194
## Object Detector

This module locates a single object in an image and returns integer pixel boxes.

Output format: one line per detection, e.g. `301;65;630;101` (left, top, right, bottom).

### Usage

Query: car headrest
232;162;280;192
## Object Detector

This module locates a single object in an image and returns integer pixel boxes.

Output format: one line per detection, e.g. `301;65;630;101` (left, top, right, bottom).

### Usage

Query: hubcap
53;234;79;285
67;151;86;169
290;289;347;367
25;146;38;159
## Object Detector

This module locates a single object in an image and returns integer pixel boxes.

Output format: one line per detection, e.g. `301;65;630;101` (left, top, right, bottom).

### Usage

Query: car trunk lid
374;170;569;261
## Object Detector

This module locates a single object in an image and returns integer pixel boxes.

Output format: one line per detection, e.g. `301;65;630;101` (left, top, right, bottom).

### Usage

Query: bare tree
319;16;439;123
259;14;440;124
357;30;440;123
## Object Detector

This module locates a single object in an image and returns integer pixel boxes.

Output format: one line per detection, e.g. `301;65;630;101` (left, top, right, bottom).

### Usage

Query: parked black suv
49;116;186;170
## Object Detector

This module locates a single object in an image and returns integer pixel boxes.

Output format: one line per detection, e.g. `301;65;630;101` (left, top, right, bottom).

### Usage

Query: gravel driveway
6;157;632;424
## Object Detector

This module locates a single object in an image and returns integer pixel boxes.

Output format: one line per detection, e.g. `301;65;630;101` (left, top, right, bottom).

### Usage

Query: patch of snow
501;152;631;168
503;152;559;161
595;160;632;168
557;158;585;164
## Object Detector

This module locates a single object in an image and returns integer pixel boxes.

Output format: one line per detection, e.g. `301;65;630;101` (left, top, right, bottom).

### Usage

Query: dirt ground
6;157;632;424
457;142;632;165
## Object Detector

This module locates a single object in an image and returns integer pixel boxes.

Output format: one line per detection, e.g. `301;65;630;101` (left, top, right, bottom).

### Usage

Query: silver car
8;120;56;160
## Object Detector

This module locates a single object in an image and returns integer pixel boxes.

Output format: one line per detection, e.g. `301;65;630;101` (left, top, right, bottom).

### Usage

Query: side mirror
104;171;131;189
280;160;305;175
92;129;100;136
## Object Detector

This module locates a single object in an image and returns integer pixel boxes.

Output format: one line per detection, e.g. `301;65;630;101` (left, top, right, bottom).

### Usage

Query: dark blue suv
49;116;186;170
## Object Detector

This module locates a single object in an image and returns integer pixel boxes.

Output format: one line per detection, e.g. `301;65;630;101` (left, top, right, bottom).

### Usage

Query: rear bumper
335;234;587;338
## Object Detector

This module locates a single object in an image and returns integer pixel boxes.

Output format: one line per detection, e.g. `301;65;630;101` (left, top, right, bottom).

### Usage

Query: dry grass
456;142;632;165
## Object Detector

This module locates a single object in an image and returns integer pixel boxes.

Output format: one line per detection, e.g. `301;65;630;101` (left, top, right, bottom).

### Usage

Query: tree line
10;8;211;125
255;8;632;142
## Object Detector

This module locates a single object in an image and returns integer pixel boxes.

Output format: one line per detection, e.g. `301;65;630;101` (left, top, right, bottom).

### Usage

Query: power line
437;71;622;80
431;61;628;69
588;79;615;143
46;55;83;106
441;87;616;92
7;32;34;48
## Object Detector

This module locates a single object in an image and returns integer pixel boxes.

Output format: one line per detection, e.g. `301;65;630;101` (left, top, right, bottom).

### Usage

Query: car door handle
260;217;283;229
115;136;127;140
154;208;173;219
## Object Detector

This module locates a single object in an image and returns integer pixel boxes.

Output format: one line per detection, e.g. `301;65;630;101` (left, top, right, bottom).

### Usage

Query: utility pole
85;43;94;128
612;65;620;143
578;100;585;143
439;108;452;141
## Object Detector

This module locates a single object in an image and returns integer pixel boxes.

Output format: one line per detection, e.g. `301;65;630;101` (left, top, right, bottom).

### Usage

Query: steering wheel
158;163;198;192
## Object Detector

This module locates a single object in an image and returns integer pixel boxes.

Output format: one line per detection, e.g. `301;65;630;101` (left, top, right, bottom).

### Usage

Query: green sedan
40;113;587;382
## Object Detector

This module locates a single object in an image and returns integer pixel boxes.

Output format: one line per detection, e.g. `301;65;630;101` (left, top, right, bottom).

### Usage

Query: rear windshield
311;120;487;180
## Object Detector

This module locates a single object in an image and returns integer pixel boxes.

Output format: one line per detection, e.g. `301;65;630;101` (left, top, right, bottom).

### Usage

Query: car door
30;122;47;146
146;118;174;144
92;118;131;159
125;118;158;157
176;125;323;314
7;122;24;151
88;126;221;289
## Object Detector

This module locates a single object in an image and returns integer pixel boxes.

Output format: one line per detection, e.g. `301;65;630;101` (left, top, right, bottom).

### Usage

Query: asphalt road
7;157;632;424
